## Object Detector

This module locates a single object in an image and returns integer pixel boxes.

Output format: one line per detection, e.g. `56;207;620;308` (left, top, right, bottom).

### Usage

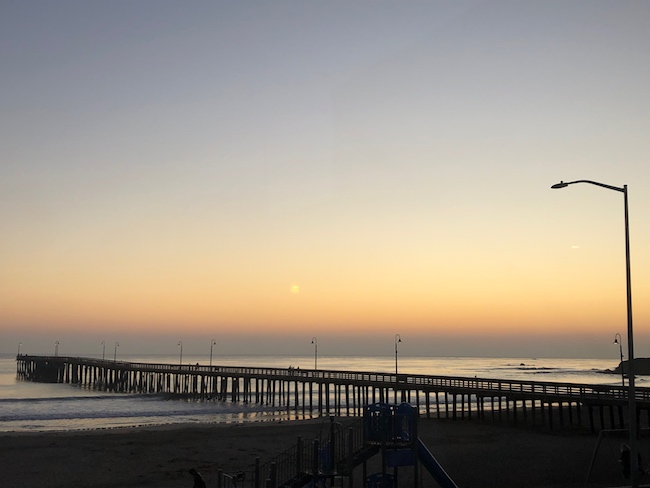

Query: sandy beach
0;417;642;488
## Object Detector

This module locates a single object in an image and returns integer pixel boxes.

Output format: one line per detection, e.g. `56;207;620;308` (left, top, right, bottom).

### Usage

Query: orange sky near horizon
2;245;644;337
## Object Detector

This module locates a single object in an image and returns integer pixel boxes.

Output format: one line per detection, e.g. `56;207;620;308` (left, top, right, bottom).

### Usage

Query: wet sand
0;417;639;487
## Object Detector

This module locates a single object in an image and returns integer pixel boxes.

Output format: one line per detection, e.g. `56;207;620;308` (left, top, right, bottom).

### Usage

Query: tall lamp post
614;333;625;387
54;341;59;357
552;179;637;486
178;341;183;367
17;342;22;356
101;341;106;360
311;337;318;371
210;339;217;367
113;342;119;362
395;334;402;375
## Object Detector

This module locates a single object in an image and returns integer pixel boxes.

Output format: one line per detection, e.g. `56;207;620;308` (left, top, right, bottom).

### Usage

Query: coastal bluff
611;358;650;375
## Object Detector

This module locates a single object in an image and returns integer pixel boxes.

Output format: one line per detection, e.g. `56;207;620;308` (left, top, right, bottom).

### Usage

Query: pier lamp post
311;337;318;371
101;341;106;360
395;334;402;375
552;179;638;487
54;341;59;357
210;339;216;367
178;341;183;366
113;342;119;362
17;342;22;356
614;333;625;388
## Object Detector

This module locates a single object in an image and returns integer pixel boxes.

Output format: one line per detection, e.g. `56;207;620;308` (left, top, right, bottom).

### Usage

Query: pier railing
16;354;650;432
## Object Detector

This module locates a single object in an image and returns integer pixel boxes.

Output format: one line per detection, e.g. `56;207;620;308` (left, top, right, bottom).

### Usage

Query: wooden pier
15;355;650;432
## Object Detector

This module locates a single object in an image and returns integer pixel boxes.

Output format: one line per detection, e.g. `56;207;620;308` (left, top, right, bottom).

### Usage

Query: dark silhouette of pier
16;355;650;432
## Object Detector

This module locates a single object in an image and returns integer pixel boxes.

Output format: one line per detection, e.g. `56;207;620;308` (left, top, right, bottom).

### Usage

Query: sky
1;0;650;359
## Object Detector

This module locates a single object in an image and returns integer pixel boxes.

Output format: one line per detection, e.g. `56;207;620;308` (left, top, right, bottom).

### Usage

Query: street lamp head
551;181;569;189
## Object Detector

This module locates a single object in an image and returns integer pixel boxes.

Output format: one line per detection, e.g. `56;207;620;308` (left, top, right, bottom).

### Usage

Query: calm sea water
0;354;630;432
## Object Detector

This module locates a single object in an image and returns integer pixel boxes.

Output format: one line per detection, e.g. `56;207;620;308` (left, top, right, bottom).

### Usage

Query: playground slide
416;438;459;488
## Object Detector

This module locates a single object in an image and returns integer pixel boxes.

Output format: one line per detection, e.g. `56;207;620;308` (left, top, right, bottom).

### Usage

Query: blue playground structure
216;402;458;488
362;402;458;488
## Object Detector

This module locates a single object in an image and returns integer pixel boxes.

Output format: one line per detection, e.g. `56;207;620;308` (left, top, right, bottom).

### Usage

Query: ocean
0;354;630;433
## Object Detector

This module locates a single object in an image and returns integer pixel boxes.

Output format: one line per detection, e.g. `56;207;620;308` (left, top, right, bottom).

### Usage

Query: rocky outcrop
611;358;650;375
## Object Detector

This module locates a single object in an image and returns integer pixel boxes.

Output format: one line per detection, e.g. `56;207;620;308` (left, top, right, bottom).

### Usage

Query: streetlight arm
552;180;624;193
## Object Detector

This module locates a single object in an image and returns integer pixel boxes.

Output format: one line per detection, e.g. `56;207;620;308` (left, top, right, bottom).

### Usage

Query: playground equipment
216;402;458;487
363;402;458;488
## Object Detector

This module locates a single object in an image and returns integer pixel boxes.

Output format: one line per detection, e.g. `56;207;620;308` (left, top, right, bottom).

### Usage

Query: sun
290;284;300;294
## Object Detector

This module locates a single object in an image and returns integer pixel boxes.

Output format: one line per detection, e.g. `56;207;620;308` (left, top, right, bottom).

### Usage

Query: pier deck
16;355;650;432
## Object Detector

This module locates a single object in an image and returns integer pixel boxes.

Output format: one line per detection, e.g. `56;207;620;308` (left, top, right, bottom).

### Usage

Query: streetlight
614;333;625;387
395;334;402;375
17;342;22;356
552;179;638;486
311;337;318;370
178;341;183;366
54;341;59;357
101;341;106;360
113;342;119;362
210;339;217;367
